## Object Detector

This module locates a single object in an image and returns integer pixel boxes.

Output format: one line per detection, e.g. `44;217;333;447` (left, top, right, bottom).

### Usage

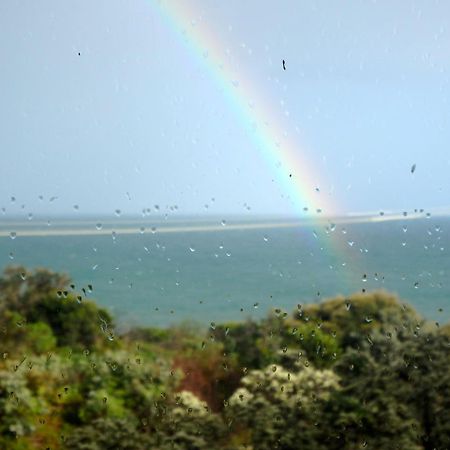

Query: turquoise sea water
0;216;449;327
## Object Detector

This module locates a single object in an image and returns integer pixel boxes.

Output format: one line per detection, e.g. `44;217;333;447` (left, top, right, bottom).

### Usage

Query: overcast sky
1;0;450;218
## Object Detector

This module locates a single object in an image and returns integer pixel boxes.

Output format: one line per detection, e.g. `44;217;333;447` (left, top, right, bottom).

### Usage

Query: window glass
1;1;449;448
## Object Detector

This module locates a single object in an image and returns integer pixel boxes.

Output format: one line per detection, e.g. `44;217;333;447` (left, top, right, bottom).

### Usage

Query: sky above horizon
1;0;450;219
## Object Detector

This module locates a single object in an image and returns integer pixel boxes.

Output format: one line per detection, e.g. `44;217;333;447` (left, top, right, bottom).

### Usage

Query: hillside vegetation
0;266;449;449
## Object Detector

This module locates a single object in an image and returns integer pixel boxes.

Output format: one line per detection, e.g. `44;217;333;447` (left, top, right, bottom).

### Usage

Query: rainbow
148;1;366;290
150;0;339;217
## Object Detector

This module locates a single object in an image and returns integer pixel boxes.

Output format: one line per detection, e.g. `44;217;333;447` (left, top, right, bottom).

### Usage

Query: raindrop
365;317;373;323
139;227;145;234
10;196;15;203
347;241;354;247
414;281;419;289
8;252;14;260
189;246;196;253
263;235;269;242
9;232;16;240
27;213;33;221
151;227;157;234
402;225;407;233
221;219;227;226
73;205;79;211
96;223;102;230
115;209;121;217
253;302;259;309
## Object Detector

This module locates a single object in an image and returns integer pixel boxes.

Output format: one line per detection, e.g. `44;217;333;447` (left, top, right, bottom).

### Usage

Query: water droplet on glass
96;223;102;230
189;246;196;252
8;252;14;260
27;213;33;221
139;227;145;234
151;227;157;234
9;232;16;240
73;204;79;211
414;281;419;289
365;317;373;323
115;209;121;217
221;219;226;226
263;236;269;242
402;225;407;233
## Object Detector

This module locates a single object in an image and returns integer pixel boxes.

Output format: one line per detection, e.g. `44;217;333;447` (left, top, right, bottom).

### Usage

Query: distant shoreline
0;213;441;238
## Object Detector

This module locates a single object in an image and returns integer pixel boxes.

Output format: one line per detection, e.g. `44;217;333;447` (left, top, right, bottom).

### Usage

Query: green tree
297;290;423;348
0;266;114;349
227;363;340;450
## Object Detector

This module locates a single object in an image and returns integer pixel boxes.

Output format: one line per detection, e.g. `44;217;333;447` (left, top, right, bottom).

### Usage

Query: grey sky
1;0;450;218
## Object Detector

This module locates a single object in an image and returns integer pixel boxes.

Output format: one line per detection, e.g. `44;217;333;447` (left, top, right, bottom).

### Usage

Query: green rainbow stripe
151;0;339;217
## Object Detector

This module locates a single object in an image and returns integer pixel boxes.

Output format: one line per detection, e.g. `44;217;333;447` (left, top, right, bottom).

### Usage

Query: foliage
0;266;449;449
0;266;114;349
297;290;423;347
228;363;340;449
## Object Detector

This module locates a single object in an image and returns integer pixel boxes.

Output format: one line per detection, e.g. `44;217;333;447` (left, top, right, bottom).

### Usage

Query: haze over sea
1;214;449;328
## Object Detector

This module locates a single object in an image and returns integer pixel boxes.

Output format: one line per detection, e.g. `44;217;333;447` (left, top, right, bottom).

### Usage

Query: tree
0;266;114;349
227;363;340;450
297;291;423;348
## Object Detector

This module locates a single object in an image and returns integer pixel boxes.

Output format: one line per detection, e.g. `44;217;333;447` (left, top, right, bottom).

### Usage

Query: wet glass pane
1;1;449;448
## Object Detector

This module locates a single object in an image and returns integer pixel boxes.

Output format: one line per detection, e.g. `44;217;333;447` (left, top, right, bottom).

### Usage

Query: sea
0;215;449;328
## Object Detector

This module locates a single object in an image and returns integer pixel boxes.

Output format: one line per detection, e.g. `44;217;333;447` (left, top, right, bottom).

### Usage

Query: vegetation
0;266;449;449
